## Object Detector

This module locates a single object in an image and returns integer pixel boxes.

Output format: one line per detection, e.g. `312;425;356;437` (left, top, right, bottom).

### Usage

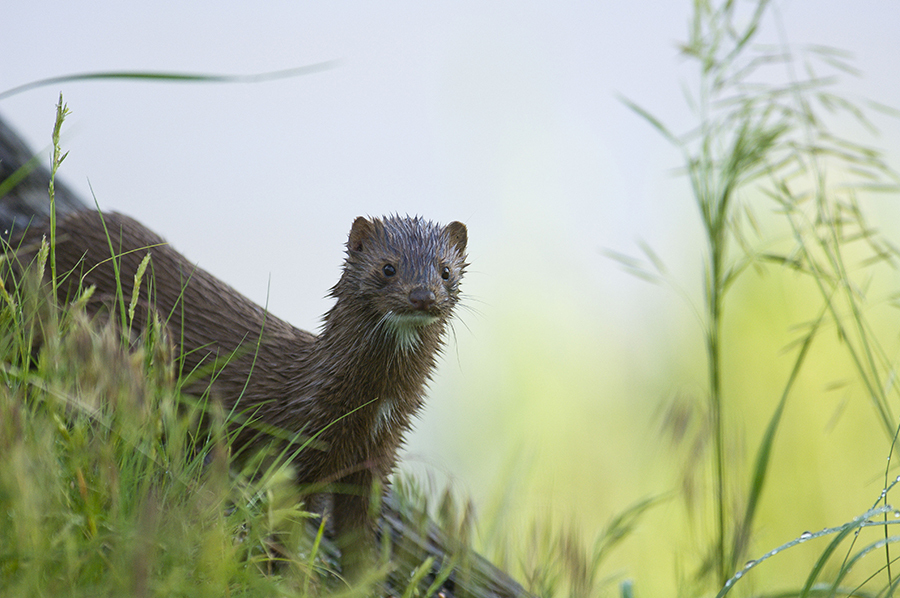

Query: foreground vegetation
0;119;337;596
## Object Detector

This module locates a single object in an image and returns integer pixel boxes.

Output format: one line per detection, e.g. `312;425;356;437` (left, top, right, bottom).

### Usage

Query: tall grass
618;0;900;595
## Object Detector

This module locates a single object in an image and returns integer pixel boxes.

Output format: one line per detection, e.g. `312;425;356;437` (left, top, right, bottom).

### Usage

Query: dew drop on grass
799;531;813;540
743;560;756;569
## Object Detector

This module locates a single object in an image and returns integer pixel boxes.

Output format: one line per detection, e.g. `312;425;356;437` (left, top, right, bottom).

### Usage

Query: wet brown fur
10;211;468;570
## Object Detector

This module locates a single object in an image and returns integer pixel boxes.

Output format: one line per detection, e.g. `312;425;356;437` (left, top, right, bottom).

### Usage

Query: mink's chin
384;311;440;329
381;311;441;353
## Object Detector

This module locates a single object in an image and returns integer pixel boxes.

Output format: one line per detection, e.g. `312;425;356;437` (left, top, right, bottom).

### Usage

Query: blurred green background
420;188;900;593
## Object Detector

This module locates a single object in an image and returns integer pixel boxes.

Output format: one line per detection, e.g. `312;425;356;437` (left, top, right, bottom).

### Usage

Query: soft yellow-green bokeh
418;192;900;595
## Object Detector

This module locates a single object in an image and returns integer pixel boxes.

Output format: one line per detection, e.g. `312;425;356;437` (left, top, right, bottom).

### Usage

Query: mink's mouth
384;311;439;328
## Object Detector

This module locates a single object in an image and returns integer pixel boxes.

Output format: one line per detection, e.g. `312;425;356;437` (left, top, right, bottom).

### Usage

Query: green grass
0;221;325;596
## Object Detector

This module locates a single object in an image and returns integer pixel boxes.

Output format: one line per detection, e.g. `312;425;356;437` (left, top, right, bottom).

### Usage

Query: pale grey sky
4;3;896;326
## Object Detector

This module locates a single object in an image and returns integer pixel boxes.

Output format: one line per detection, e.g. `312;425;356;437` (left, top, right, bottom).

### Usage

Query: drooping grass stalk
715;504;900;597
0;62;340;102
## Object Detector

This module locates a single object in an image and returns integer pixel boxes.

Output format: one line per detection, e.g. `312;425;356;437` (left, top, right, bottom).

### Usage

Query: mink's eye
383;264;396;277
441;266;451;280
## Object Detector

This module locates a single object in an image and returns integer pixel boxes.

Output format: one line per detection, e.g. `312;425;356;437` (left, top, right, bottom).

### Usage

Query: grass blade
0;61;340;101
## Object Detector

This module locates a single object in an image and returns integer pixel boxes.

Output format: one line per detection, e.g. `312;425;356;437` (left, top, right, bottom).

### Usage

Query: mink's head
329;215;467;350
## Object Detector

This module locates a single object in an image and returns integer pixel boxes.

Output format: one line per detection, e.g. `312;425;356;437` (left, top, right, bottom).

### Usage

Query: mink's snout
408;287;436;311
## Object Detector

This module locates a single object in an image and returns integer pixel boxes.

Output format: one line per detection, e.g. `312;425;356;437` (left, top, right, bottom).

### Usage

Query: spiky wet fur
8;211;467;573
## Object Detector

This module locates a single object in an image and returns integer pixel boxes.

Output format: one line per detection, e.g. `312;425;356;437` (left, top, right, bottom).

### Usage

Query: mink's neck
312;295;447;416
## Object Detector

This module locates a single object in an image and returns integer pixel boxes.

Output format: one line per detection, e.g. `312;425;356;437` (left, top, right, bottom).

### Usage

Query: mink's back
12;211;315;407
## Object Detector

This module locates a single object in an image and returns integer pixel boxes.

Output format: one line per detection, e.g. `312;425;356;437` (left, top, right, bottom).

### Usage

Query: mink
10;210;467;572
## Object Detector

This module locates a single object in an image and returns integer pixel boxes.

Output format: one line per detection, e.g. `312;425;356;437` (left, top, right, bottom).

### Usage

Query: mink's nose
408;287;436;311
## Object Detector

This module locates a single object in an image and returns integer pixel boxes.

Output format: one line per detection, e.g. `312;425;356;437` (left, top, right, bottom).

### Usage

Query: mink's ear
444;221;467;254
348;217;375;253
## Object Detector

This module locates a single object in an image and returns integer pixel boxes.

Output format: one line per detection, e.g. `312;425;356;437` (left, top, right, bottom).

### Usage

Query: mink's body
11;210;468;567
